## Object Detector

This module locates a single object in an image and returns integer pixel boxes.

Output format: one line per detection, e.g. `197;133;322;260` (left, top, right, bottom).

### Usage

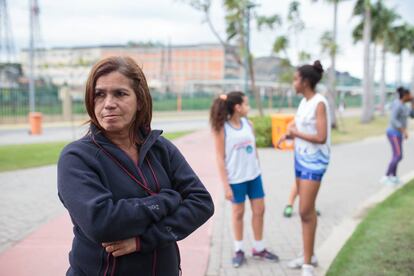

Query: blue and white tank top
224;117;261;184
294;93;331;174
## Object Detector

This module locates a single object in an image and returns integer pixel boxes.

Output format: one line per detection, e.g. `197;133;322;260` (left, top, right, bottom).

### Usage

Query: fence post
60;86;72;121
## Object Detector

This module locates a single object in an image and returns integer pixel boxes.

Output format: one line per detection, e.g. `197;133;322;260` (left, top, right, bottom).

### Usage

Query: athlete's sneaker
283;205;293;217
380;175;399;186
302;264;315;276
232;250;246;268
390;176;401;185
252;249;279;262
287;254;318;269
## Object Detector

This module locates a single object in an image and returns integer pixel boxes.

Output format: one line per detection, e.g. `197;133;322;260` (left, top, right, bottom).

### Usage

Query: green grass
331;116;388;144
327;179;414;276
0;131;192;172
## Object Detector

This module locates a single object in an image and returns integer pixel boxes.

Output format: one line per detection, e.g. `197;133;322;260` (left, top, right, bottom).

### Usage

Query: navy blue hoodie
57;125;214;276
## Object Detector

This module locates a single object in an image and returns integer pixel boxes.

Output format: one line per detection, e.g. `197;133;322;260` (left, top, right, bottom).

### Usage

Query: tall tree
353;0;398;115
407;26;414;94
389;23;411;87
319;31;340;125
182;0;281;116
375;1;399;114
312;0;348;127
353;0;374;123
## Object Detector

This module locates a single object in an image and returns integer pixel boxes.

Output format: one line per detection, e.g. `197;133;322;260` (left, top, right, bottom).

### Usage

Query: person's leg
250;198;265;243
229;183;249;267
284;174;300;217
386;133;402;176
229;183;247;249
246;175;265;245
393;135;403;177
298;178;321;265
288;181;299;206
232;202;245;243
247;176;279;261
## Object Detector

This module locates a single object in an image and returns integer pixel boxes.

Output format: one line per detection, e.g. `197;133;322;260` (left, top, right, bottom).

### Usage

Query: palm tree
389;23;411;87
353;0;399;115
353;0;374;123
312;0;348;127
407;26;414;94
273;36;289;58
375;2;399;114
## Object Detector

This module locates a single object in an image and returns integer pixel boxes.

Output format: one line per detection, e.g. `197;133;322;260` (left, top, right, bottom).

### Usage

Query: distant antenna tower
0;0;16;62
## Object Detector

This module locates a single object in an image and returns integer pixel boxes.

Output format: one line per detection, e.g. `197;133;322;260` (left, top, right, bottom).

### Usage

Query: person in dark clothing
380;87;414;185
57;56;214;276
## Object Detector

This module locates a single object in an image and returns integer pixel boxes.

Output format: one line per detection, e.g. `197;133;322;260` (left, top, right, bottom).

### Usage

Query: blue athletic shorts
230;175;265;204
295;169;324;181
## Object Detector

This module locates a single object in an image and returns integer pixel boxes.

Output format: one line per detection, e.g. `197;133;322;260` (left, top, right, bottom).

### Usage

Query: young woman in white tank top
210;91;279;268
277;61;330;276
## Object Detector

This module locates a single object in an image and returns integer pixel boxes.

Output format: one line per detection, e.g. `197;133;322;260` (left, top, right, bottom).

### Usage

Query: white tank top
224;117;261;184
294;93;331;174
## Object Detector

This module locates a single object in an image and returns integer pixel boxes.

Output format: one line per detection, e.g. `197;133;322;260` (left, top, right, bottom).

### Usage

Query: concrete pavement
0;127;413;275
206;134;414;276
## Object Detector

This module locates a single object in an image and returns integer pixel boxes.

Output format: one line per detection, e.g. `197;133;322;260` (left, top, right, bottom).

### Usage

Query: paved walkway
0;128;413;275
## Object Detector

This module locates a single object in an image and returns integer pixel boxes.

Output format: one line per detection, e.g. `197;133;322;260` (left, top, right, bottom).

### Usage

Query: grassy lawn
0;130;192;172
327;179;414;276
331;115;388;144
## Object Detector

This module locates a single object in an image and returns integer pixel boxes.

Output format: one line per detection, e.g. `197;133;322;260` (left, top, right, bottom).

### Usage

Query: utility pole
243;5;252;95
28;0;36;112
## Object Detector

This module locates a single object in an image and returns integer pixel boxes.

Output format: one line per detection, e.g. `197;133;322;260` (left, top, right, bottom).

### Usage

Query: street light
243;2;259;95
28;0;36;113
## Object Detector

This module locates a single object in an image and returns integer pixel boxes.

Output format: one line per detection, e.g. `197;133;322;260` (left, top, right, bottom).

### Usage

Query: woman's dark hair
85;56;152;144
297;60;324;89
209;91;245;132
396;86;410;99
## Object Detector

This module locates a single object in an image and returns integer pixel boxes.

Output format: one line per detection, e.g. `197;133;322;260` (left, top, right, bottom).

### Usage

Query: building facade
20;43;241;93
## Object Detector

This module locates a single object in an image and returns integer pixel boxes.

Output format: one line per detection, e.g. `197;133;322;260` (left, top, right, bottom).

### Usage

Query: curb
316;169;414;275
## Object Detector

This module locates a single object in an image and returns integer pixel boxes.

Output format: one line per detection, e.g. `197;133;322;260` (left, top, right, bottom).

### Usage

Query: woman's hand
102;238;137;257
287;124;298;137
224;185;234;201
403;129;409;140
276;135;286;149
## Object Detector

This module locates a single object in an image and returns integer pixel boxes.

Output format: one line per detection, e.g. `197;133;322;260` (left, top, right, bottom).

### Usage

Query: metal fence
0;88;367;124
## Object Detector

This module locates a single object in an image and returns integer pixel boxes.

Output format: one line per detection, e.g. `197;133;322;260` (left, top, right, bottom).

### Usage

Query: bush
249;116;272;148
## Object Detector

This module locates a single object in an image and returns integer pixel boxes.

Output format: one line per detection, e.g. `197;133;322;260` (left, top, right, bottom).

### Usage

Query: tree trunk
397;53;403;86
248;54;263;116
327;1;338;128
379;45;387;115
370;43;377;114
361;3;373;123
411;56;414;94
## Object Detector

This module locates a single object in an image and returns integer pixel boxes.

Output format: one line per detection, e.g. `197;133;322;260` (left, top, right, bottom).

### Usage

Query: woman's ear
234;103;241;113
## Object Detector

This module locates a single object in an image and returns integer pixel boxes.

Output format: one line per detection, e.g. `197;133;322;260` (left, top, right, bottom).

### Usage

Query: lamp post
243;3;256;95
28;0;35;113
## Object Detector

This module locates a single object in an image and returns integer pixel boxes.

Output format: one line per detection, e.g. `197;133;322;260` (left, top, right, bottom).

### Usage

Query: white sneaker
288;254;318;269
379;176;390;184
389;176;401;185
302;264;315;276
380;176;396;186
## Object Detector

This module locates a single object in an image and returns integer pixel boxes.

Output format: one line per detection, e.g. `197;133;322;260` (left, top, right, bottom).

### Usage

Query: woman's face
234;96;250;117
94;71;138;136
403;93;412;103
293;71;305;94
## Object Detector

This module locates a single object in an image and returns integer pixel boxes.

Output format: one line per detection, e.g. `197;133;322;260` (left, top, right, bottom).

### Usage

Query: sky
6;0;414;84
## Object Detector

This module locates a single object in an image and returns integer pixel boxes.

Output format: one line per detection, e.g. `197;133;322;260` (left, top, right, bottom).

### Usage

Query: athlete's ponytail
209;91;245;133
